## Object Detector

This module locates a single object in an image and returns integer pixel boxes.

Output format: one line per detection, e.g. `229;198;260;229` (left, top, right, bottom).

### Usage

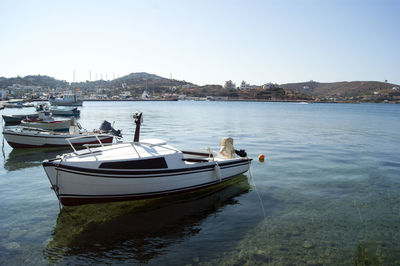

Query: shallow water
0;101;399;265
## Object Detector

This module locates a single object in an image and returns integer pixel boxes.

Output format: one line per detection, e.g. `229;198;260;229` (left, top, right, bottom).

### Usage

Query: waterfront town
0;73;399;104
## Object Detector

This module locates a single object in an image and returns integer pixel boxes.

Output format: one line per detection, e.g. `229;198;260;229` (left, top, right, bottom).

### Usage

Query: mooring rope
248;160;266;217
248;158;271;262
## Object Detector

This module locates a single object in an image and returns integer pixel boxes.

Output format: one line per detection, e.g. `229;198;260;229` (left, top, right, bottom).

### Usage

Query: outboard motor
234;149;247;157
99;120;122;137
219;137;248;158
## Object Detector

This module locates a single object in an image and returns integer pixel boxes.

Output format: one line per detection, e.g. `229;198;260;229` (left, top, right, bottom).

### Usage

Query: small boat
2;113;39;124
3;120;121;149
50;107;80;116
43;112;251;206
4;102;23;108
21;111;71;131
49;94;83;106
36;102;50;111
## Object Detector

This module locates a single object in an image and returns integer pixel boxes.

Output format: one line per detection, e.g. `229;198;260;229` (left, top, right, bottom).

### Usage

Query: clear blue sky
1;0;399;85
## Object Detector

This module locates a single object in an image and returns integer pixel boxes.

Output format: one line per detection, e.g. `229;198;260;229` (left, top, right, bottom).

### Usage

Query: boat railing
67;134;119;154
68;137;178;158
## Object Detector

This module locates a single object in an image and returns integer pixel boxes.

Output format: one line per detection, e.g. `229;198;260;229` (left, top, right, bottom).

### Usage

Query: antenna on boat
133;112;143;142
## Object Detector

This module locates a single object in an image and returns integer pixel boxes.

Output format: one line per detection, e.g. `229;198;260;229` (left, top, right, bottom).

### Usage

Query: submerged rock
3;241;20;250
303;241;314;249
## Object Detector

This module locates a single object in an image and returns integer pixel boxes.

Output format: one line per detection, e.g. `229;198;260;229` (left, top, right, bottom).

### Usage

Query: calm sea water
0;101;399;265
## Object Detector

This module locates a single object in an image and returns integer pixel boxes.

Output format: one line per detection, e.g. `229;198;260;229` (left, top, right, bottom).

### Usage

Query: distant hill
280;81;399;98
0;75;69;88
0;72;195;91
108;72;193;90
114;72;167;81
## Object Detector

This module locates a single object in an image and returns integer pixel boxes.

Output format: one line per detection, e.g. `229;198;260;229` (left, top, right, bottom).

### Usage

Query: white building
224;80;236;90
240;81;259;90
263;83;278;89
119;91;131;98
182;84;195;89
240;81;251;90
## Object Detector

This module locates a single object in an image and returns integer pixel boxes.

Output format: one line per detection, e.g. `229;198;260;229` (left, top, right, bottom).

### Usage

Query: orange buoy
258;154;265;162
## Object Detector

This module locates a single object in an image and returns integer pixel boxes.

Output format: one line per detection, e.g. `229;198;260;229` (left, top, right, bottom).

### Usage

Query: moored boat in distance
50;106;80;116
35;102;50;111
4;102;23;108
49;94;83;106
21;111;72;131
42;112;252;206
3;120;121;149
2;113;39;124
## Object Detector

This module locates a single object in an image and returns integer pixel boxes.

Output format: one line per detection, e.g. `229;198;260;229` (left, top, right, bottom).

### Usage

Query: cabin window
99;157;168;169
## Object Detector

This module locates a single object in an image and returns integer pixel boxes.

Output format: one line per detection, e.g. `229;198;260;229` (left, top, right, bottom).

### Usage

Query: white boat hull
43;157;250;206
3;130;114;148
50;108;80;116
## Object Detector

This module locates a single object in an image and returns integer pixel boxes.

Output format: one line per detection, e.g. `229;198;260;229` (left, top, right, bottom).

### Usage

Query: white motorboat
42;112;251;206
49;94;83;106
21;111;72;131
3;120;120;149
50;107;80;116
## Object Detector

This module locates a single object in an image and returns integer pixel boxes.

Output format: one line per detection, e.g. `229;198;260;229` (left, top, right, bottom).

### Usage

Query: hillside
0;75;69;88
114;72;166;81
280;81;399;98
0;73;193;90
107;72;192;90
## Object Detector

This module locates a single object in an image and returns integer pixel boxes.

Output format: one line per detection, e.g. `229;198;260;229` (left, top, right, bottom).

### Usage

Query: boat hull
50;109;80;116
42;159;251;206
21;120;71;131
3;131;113;148
2;114;39;124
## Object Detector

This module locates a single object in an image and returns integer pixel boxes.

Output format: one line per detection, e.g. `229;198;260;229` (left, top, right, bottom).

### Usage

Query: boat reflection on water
4;148;71;171
44;175;250;264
